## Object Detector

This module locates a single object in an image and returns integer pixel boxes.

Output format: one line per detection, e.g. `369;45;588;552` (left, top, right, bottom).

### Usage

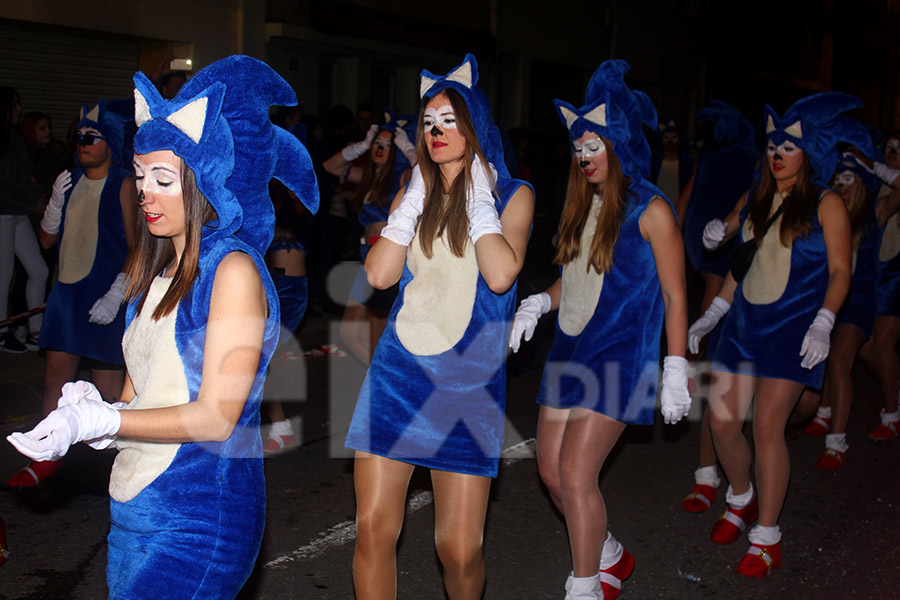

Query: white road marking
264;438;537;569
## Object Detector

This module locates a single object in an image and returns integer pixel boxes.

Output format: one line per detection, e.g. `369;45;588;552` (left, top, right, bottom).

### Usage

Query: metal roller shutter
0;19;138;139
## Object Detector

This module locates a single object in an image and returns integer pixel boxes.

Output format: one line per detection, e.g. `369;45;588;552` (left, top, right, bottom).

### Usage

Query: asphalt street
1;308;899;599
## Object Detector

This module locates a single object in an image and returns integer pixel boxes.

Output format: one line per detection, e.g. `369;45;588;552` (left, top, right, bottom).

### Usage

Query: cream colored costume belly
111;276;190;502
58;176;105;284
742;192;792;305
879;213;900;263
395;232;479;356
559;193;604;336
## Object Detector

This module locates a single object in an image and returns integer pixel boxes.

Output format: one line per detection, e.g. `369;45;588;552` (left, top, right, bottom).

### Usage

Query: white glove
55;381;125;450
380;164;426;246
687;296;731;354
40;170;72;234
660;356;692;424
341;124;380;161
509;292;551;353
799;308;835;369
873;162;900;187
394;127;418;166
7;381;122;461
89;272;128;325
702;218;727;250
466;155;502;243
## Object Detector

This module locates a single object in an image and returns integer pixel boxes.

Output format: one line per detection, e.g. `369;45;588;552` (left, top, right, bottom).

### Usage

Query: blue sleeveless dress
345;177;531;477
712;191;830;387
536;180;669;425
837;210;877;336
40;167;130;363
875;210;900;318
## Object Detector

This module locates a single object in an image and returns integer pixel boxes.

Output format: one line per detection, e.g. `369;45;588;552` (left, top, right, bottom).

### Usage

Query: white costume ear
134;88;152;127
420;75;438;98
765;115;776;134
658;122;665;132
85;104;100;123
165;96;209;143
384;111;391;123
785;120;803;139
559;106;579;131
79;105;85;120
397;119;408;127
584;104;607;127
445;60;473;89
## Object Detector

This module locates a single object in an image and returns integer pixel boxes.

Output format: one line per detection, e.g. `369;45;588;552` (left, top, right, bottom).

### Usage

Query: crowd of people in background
1;52;899;599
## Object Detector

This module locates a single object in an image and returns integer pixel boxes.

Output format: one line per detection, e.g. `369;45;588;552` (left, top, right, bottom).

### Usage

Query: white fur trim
420;75;439;98
583;104;607;127
559;106;580;132
445;60;473;89
785;120;803;139
165;96;208;144
134;88;152;127
85;103;100;123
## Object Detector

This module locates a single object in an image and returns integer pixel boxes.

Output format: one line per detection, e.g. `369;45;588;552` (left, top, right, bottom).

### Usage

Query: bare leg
752;377;806;526
708;370;756;496
352;452;414;600
341;300;371;364
791;388;820;425
868;316;900;413
824;324;866;434
90;368;125;404
265;400;287;424
42;350;81;416
431;470;492;600
697;405;717;467
558;408;626;577
536;405;568;513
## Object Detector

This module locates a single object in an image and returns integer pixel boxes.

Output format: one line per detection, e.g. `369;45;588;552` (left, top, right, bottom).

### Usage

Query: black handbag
729;204;785;282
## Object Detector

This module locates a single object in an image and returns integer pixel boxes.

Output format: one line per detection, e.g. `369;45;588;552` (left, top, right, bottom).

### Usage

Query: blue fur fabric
109;56;317;599
344;54;533;477
683;101;758;277
537;181;670;424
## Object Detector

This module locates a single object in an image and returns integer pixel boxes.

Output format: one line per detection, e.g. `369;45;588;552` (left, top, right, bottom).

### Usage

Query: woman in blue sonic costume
509;60;690;600
688;92;856;578
324;108;417;362
7;55;318;599
344;54;534;599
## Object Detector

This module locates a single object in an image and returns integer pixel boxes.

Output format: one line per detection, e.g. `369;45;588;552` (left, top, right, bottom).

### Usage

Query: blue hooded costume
347;109;416;309
535;60;670;425
107;56;318;599
712;92;862;387
683;100;758;278
344;54;533;477
39;101;130;364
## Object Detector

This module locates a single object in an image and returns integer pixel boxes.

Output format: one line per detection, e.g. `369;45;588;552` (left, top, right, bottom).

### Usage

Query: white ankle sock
825;433;848;452
881;408;900;424
599;531;623;570
269;419;292;436
694;464;721;487
816;405;832;419
725;483;754;509
747;524;781;546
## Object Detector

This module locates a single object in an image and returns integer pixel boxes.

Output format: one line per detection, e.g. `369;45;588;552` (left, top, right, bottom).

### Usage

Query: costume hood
697;100;755;146
76;100;126;167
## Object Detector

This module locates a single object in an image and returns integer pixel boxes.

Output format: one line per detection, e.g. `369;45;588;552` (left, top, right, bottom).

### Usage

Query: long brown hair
748;151;818;247
124;159;217;320
352;133;398;211
553;137;631;273
840;175;874;248
415;88;493;259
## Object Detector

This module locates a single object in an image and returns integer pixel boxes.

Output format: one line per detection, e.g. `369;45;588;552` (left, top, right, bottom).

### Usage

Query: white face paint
133;160;183;197
887;139;900;154
573;136;606;159
373;136;393;150
835;171;856;187
766;140;800;157
423;104;458;130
